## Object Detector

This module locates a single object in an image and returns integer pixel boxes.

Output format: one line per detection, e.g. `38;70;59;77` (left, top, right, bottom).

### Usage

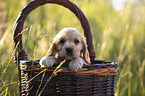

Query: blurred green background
0;0;145;95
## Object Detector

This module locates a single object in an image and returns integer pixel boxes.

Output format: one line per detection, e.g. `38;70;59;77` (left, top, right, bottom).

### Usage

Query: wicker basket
13;0;119;96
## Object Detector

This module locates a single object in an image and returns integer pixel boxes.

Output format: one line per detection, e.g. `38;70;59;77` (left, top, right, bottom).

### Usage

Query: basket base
19;60;118;96
27;72;116;96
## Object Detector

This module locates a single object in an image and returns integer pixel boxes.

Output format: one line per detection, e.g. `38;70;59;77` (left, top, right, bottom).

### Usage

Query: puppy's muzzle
66;47;73;56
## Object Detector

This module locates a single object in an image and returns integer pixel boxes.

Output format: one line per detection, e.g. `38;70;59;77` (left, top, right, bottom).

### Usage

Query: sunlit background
0;0;145;95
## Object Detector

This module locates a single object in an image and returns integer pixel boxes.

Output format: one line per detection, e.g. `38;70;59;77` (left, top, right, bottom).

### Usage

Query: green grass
0;0;145;95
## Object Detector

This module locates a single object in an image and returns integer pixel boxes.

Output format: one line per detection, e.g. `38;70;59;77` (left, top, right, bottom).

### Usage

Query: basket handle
14;0;96;61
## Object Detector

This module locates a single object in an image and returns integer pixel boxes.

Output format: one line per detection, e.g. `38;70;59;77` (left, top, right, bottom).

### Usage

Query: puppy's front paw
69;57;85;71
39;56;57;67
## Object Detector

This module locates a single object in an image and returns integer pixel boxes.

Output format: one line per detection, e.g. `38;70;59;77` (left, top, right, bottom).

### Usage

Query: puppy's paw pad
69;57;84;71
39;56;57;67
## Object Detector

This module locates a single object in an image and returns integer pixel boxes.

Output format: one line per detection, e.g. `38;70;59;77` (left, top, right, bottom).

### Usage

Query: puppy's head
49;28;90;64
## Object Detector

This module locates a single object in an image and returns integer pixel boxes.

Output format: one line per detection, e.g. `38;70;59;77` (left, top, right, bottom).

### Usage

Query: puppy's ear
49;43;57;56
82;38;90;64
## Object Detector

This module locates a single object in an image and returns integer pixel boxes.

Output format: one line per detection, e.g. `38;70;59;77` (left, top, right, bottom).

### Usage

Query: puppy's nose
66;47;73;54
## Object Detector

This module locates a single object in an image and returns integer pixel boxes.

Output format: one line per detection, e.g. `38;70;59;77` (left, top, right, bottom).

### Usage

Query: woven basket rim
20;59;118;76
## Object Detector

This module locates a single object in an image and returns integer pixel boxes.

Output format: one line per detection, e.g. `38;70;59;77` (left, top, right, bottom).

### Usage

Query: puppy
39;28;90;71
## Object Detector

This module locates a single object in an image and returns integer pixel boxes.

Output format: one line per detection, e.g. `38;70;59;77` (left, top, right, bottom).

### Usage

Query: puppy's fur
39;28;90;71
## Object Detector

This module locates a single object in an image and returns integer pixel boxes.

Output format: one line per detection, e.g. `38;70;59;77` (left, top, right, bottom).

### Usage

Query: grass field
0;0;145;95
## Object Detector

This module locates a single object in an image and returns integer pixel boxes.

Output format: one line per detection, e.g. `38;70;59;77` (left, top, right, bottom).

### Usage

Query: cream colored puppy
39;28;90;71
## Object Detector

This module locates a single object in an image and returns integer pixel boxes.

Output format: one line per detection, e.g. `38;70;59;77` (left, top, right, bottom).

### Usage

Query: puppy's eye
60;39;65;44
74;39;79;44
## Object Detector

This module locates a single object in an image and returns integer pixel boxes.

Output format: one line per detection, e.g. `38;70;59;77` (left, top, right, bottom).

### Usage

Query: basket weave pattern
28;72;116;96
19;60;118;96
